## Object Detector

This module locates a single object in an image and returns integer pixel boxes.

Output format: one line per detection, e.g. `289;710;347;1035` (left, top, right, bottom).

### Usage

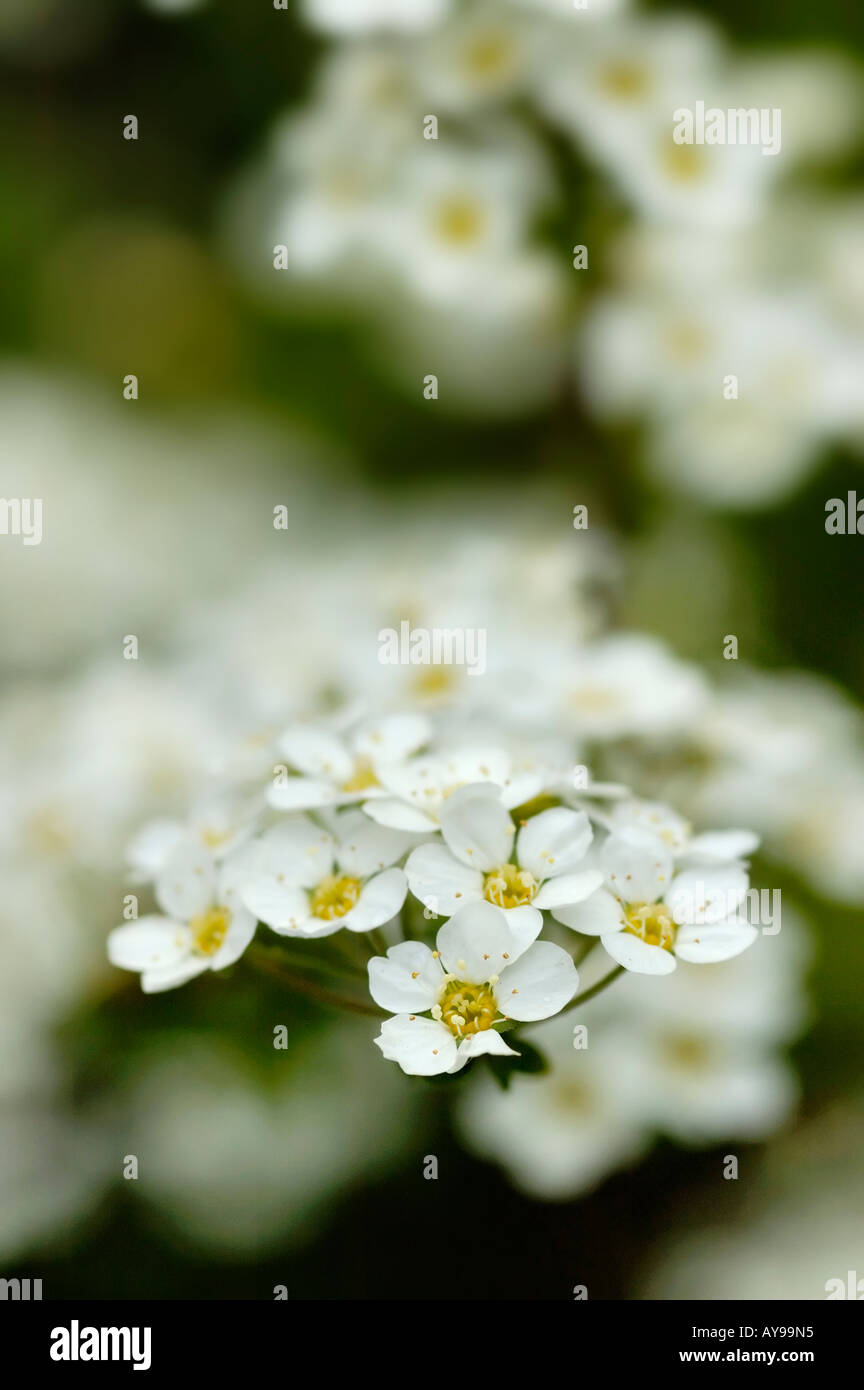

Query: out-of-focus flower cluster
226;0;864;503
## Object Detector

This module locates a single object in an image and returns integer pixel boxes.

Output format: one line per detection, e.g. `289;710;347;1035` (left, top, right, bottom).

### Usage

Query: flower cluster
231;0;864;499
109;709;761;1077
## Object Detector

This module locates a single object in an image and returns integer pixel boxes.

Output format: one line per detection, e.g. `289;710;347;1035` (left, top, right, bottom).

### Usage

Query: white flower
601;797;759;864
455;1022;648;1199
301;0;450;35
270;48;417;279
534;14;722;166
107;841;257;992
554;634;709;739
366;140;548;305
125;789;260;882
406;782;600;917
368;900;579;1074
415;4;532;114
553;829;757;974
509;0;630;20
268;713;430;813
242;811;412;937
596;929;805;1143
122;1028;422;1256
606;113;777;230
363;744;553;831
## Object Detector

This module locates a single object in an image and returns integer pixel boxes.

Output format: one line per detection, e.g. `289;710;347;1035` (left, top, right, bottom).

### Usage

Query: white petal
441;746;512;790
374;1014;457;1076
290;916;346;940
341;867;407;932
675;915;759;964
449;1030;519;1071
125;819;184;879
682;830;761;864
498;767;546;809
666;864;749;926
209;906;257;969
335;813;421;876
361;797;439;832
405;842;483;916
217;839;266;911
533;869;604;910
278;726;353;782
552;887;624;936
267;776;343;812
367;941;442;1012
242;880;310;932
516;807;593;880
502;904;546;956
154;841;216;920
601;930;677;976
497;941;579;1021
601;830;674;905
255;818;336;888
141;958;210;993
436;900;533;981
107;916;189;973
438;783;514;870
354;713;431;764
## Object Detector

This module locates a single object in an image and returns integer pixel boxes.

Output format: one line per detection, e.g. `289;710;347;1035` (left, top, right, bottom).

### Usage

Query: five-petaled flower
368;900;580;1075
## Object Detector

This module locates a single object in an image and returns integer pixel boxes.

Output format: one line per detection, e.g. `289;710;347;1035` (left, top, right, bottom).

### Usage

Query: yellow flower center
661;1034;711;1070
599;61;651;101
200;826;232;850
662;140;708;183
310;874;362;921
410;667;460;700
569;684;621;714
483;863;538;909
438;979;498;1036
622;901;677;952
342;757;380;793
665;319;709;362
433;196;487;247
464;33;516;79
190;906;231;957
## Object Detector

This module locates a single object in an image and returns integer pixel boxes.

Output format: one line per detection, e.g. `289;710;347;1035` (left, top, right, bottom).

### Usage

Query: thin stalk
559;964;625;1016
368;928;389;958
249;945;385;1019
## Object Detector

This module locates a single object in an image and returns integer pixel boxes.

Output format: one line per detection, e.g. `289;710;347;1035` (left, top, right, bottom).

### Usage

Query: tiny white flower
125;790;260;882
534;14;721;167
268;713;430;814
553;828;757;974
108;841;257;993
555;634;709;739
369;900;579;1075
367;141;548;305
601;797;759;863
416;4;532;114
510;0;630;17
242;811;413;937
406;782;600;917
364;744;550;832
301;0;450;35
455;1021;648;1199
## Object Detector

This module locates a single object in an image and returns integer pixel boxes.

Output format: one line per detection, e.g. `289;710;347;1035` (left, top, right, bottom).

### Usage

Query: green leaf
488;1039;550;1090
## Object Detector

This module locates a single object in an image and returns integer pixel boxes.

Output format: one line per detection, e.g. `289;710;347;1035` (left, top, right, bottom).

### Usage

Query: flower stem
249;945;385;1019
368;928;389;957
560;964;625;1015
